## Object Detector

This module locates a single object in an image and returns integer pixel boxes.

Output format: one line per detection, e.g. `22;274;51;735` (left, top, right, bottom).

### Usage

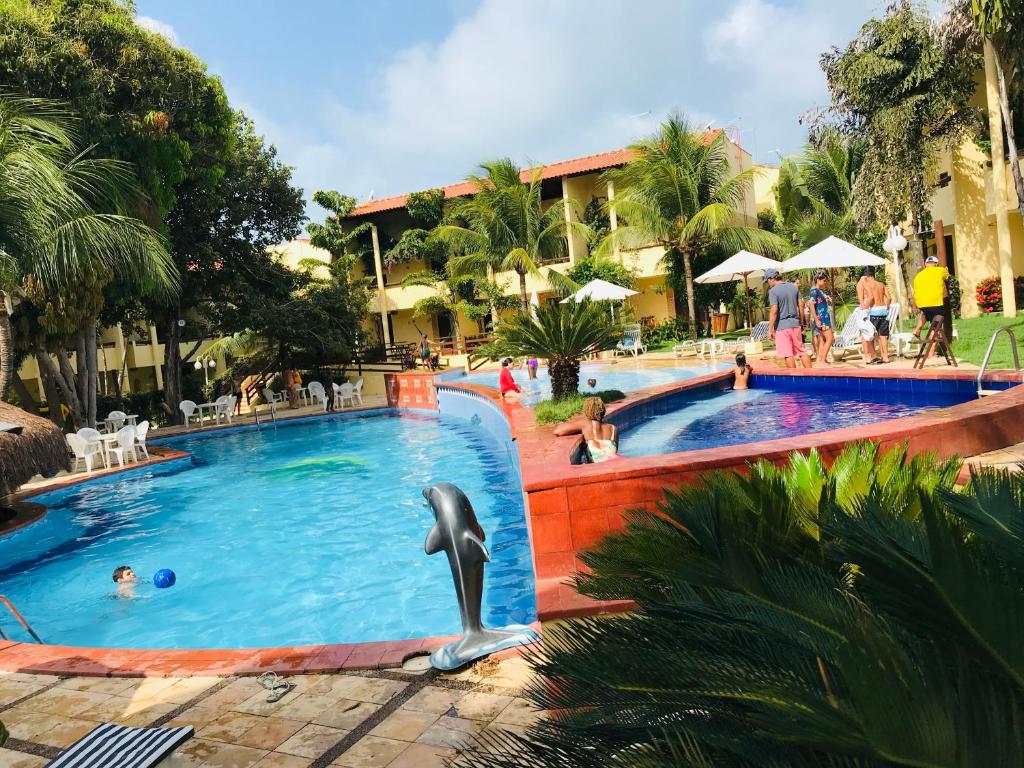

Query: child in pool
733;353;752;390
112;565;139;597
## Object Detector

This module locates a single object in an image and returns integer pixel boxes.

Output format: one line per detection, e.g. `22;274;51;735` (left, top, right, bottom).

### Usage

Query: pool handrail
978;326;1021;396
0;594;43;643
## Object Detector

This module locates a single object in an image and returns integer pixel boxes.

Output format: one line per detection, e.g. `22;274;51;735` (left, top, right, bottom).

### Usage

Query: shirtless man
857;266;892;364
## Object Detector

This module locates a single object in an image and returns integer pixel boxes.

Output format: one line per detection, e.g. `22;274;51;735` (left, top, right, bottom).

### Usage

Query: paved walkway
0;657;535;767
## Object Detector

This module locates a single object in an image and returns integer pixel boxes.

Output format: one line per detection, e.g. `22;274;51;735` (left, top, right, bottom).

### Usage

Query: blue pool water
617;381;986;458
0;412;535;649
459;361;727;405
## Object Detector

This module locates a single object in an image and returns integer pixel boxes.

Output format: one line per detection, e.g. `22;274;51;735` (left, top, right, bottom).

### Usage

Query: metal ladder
0;595;43;643
977;327;1021;396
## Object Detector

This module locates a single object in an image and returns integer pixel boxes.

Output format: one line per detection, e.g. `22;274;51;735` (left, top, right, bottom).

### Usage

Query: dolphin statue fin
464;531;490;563
424;524;445;555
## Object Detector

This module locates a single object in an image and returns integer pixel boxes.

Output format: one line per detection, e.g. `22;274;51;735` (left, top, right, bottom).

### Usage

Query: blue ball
153;569;176;589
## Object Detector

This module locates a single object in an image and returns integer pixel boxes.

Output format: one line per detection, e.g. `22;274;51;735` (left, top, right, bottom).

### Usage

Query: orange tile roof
346;131;733;219
347;147;637;218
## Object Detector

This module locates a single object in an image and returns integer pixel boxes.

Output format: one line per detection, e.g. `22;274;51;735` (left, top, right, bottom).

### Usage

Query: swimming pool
0;411;535;649
616;377;1013;457
457;361;728;405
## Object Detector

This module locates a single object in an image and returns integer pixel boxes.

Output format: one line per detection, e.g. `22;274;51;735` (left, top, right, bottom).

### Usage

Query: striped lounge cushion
45;723;194;768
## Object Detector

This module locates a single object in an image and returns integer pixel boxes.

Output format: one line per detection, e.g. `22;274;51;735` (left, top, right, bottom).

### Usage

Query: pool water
617;386;973;457
460;361;727;405
0;412;535;649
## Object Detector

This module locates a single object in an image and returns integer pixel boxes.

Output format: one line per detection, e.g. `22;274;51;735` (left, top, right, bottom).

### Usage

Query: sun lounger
45;723;194;768
832;304;900;361
614;324;647;357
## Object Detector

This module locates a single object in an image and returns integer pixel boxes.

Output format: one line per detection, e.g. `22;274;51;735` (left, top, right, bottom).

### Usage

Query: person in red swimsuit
499;358;521;399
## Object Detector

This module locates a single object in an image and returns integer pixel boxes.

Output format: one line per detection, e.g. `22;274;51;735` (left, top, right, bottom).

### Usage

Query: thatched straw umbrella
0;402;70;498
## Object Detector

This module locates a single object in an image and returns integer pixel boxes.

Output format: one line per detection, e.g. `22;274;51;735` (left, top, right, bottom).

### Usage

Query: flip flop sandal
257;672;295;702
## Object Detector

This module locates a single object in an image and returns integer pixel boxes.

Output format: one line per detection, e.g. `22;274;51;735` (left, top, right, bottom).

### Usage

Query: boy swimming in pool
733;353;752;390
112;565;139;597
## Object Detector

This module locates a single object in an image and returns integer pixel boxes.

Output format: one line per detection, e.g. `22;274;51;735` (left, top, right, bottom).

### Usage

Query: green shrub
459;443;1024;767
533;390;625;424
96;390;168;427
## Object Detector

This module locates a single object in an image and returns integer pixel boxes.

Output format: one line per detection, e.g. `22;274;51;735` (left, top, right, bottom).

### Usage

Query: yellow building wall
628;278;675;324
752;164;780;213
950;142;1001;318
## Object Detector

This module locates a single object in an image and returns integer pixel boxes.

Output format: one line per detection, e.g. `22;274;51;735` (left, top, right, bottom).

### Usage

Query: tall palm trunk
682;249;698;340
0;296;12;402
992;45;1024;225
163;313;182;423
518;270;529;311
84;323;98;427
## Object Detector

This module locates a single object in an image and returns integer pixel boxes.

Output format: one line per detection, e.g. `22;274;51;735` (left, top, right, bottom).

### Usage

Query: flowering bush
975;275;1024;313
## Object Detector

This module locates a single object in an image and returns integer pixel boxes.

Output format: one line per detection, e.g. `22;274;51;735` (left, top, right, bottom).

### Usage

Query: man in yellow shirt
912;254;950;343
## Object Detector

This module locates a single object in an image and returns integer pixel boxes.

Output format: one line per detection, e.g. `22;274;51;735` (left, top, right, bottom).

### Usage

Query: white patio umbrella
561;278;638;321
695;250;783;329
780;236;887;272
781;236;889;332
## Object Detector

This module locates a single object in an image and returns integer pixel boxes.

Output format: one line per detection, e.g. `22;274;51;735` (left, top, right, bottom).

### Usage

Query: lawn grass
534;390;626;424
948;312;1024;369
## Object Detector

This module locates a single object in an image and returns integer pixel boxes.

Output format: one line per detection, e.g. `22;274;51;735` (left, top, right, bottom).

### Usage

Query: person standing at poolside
857;266;892;364
765;269;812;369
527;357;539;380
808;271;834;364
912;255;951;359
419;334;432;370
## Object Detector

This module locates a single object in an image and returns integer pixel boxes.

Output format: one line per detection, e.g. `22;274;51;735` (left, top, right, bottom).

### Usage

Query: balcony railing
432;333;494;357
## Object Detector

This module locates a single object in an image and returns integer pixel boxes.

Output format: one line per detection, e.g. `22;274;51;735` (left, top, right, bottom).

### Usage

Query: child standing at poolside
733;353;752;390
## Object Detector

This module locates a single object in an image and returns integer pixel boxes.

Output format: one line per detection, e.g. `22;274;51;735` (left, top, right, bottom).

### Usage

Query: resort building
924;57;1023;318
327;131;762;354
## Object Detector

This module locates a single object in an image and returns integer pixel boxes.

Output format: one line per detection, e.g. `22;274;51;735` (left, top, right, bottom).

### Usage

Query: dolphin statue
423;482;539;670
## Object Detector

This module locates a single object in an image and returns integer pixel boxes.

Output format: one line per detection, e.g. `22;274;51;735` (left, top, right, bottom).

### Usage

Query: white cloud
235;0;881;220
135;15;178;45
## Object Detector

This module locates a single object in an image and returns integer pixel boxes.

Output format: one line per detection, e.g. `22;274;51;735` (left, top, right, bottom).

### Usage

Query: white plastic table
103;414;138;433
196;402;220;425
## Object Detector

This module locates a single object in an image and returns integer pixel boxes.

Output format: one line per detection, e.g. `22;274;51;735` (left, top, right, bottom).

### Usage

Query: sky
135;0;886;221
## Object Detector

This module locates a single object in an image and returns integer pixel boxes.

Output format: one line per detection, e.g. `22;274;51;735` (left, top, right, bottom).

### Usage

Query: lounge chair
44;722;193;768
179;400;200;430
831;304;901;361
614;324;647;357
308;381;329;411
67;433;102;473
352;377;364;405
674;321;771;358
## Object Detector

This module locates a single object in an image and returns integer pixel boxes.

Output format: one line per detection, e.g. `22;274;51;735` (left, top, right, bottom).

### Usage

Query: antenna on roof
366;190;374;202
701;120;714;132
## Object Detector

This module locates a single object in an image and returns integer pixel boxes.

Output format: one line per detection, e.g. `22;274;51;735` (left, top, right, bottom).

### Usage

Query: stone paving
0;657;537;767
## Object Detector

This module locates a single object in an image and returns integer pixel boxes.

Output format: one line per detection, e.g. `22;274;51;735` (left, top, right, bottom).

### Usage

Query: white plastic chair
262;387;282;416
134;420;151;461
67;433;102;473
352;378;364;405
106;410;127;433
308;381;328;411
77;427;107;468
213;395;233;424
336;382;355;408
179;400;199;430
106;426;137;467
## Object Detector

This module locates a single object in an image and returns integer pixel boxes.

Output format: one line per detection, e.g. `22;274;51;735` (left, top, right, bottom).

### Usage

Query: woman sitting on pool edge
579;397;619;462
499;358;521;399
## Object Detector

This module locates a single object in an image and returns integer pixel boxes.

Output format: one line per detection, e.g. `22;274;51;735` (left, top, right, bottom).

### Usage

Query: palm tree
601;114;789;340
401;270;487;351
432;159;587;311
459;442;1024;767
0;95;175;403
777;129;865;246
493;301;618;400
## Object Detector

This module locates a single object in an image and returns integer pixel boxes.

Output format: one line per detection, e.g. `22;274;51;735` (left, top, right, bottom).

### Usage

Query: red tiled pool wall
512;368;1024;596
384;371;437;409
